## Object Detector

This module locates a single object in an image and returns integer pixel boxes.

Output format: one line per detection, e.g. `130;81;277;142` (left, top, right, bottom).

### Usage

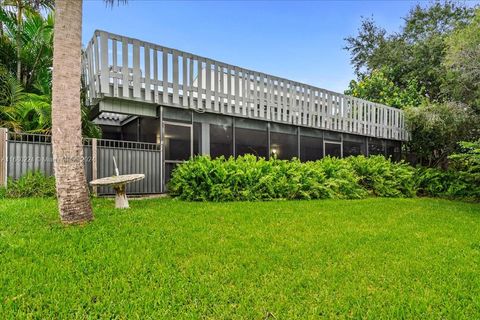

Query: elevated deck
83;30;408;141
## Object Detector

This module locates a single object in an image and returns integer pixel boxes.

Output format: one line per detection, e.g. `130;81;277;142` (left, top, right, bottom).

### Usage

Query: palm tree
0;66;51;133
1;0;53;84
1;8;102;137
0;7;54;91
52;0;125;224
52;0;92;223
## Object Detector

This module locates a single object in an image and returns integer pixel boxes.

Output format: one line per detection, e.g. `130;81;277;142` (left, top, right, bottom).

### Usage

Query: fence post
92;138;98;196
0;128;7;187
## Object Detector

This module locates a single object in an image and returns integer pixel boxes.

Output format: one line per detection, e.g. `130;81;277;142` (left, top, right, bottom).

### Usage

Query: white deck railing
83;30;408;141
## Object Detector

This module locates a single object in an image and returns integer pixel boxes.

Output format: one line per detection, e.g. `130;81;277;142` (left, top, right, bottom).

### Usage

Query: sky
82;0;473;93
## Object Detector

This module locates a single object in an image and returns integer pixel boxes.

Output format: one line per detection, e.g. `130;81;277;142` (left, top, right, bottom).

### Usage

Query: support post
232;117;236;157
160;107;164;193
267;122;271;160
91;138;98;196
0;128;7;188
297;127;301;160
365;137;369;157
201;122;210;156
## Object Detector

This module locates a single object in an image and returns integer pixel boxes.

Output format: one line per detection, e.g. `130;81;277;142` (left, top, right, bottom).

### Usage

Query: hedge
169;154;479;202
168;155;418;201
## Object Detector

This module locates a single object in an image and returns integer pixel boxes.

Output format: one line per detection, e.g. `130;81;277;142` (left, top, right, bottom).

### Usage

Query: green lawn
1;198;480;319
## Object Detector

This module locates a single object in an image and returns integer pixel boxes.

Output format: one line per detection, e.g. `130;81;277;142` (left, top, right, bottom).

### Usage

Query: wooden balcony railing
83;30;408;141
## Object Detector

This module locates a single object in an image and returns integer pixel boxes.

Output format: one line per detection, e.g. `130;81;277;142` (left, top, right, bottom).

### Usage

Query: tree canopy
444;8;480;111
344;1;476;106
344;2;480;167
0;3;101;136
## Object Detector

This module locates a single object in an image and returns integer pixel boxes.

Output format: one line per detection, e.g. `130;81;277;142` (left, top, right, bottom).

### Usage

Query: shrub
414;140;480;201
404;102;480;167
169;155;417;202
0;171;56;198
414;167;453;197
448;140;480;199
346;156;416;198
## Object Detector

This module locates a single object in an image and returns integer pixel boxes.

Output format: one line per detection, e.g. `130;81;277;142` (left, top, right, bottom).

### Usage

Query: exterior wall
161;106;400;160
82;29;409;191
2;120;401;194
99;106;403;190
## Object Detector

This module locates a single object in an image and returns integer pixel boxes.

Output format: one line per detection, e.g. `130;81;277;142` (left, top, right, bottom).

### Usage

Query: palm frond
0;69;26;106
104;0;128;8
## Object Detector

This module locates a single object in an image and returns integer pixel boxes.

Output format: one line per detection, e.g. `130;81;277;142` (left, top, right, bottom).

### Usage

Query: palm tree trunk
52;0;93;224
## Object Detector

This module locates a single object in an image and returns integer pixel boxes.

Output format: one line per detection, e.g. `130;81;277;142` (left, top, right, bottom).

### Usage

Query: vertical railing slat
213;63;219;112
227;67;232;114
99;32;109;94
172;50;179;105
93;34;100;94
144;44;151;102
252;73;258;118
234;68;240;114
121;37;129;98
162;50;168;104
87;43;96;100
242;71;248;116
197;59;202;109
132;40;141;98
258;74;264;118
153;49;159;103
182;54;188;107
189;56;194;108
205;60;211;110
112;39;118;97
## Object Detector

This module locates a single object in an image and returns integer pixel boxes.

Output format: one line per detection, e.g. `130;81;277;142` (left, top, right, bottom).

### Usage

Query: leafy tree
343;18;387;78
444;9;480;111
345;1;475;104
402;1;473;40
0;9;101;137
404;102;480;167
0;7;53;92
0;66;50;132
1;0;54;84
346;2;480;168
345;68;426;109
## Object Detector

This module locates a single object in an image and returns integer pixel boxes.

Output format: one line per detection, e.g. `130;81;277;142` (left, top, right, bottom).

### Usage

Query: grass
1;197;480;319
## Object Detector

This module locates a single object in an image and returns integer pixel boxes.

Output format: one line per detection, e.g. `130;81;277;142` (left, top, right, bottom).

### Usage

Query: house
83;30;408;191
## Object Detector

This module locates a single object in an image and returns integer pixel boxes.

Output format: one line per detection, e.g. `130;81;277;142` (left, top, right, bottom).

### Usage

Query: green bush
415;167;452;197
346;156;416;198
448;140;480;199
414;140;480;201
169;155;417;201
0;171;56;198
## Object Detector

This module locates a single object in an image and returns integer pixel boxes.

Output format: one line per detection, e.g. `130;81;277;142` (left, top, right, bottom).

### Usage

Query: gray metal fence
1;129;162;195
7;132;54;179
94;139;161;194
